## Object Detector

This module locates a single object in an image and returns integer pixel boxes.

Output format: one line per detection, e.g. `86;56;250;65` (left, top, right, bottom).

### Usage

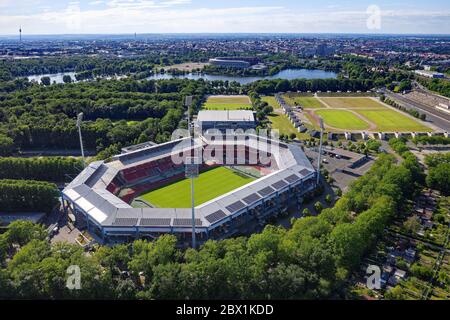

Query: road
382;89;450;132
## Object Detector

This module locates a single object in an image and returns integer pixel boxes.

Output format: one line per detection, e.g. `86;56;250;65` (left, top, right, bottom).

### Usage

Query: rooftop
197;110;255;122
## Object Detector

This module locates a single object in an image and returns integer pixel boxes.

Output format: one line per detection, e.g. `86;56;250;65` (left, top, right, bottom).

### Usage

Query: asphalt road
383;90;450;132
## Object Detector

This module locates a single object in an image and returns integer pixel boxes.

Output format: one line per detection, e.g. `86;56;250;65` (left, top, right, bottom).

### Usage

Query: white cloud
0;3;448;35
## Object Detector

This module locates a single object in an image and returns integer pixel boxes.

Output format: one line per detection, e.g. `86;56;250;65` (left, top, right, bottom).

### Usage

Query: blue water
146;68;337;84
27;68;337;85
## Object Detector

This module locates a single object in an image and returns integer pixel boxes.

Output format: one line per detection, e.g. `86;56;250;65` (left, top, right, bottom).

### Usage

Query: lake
27;68;337;85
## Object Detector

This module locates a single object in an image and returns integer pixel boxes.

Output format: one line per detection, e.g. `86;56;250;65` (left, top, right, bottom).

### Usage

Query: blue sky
0;0;449;35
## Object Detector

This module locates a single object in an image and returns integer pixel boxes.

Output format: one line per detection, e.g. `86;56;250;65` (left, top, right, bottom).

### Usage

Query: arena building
62;133;317;246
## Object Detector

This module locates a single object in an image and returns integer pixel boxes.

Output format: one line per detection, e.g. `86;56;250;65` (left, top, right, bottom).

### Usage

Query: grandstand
62;133;317;246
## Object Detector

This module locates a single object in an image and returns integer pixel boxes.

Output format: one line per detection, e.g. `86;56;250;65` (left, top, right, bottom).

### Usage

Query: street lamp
76;112;86;168
316;117;324;186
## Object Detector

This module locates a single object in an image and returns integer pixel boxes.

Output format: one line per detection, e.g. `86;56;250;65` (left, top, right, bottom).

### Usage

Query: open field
320;97;386;109
261;96;279;109
314;110;370;130
305;97;432;132
203;95;253;110
357;110;433;132
283;95;325;109
137;167;255;208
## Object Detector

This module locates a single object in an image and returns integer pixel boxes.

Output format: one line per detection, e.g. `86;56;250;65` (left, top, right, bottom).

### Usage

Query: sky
0;0;449;35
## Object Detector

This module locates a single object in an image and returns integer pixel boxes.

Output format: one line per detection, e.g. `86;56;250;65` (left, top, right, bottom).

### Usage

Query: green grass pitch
203;95;253;110
357;110;432;132
137;167;256;208
315;110;370;130
282;95;324;109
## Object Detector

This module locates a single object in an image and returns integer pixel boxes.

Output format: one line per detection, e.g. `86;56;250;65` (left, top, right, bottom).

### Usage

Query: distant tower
19;26;22;41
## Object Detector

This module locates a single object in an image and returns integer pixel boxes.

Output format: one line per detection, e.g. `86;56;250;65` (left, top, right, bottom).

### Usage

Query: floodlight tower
316;117;324;186
184;96;198;249
76;113;86;168
19;26;22;42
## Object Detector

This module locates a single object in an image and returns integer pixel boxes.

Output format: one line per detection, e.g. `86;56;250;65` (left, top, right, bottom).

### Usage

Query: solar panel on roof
205;210;227;224
272;180;288;190
173;218;203;226
113;218;138;226
226;201;246;214
139;218;171;226
299;169;313;176
258;186;275;197
285;174;300;184
242;193;261;205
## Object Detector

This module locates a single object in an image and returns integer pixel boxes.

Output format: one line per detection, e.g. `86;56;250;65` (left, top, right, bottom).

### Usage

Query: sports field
305;97;432;132
283;95;324;109
320;97;386;109
357;110;432;132
137;167;256;208
314;110;370;130
203;95;253;110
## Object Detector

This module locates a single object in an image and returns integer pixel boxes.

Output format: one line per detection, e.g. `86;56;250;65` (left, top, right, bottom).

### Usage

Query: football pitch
203;95;253;110
314;110;370;130
137;167;256;208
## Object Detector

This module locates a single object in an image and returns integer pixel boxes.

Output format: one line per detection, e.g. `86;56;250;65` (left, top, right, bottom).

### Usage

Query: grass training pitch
137;167;256;208
357;110;432;132
203;95;253;110
320;97;386;109
314;110;370;130
283;95;325;109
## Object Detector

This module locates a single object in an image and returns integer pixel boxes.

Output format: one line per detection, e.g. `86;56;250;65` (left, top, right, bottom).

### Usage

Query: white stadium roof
62;134;315;231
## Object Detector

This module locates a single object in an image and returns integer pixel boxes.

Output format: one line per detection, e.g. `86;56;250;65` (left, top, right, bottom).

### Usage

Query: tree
403;216;421;234
302;208;311;216
314;201;323;213
289;133;297;140
0;134;13;156
426;163;450;195
325;194;333;205
63;75;72;83
41;76;51;86
385;285;408;300
4;220;47;247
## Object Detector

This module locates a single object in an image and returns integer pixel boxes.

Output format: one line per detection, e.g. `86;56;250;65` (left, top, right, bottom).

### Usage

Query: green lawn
282;95;324;109
315;110;370;130
356;110;432;132
261;96;279;109
137;167;255;208
203;103;253;110
203;95;252;110
321;97;386;109
267;113;310;139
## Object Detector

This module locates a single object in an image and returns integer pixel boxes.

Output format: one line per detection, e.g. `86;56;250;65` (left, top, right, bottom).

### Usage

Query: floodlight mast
316;117;324;186
184;96;197;249
76;113;86;168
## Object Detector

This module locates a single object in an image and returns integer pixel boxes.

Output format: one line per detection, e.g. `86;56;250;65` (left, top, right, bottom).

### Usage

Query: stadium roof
197;110;255;123
62;135;315;231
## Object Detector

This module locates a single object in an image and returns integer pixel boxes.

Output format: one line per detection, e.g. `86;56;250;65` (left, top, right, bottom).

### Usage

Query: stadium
62;132;317;246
